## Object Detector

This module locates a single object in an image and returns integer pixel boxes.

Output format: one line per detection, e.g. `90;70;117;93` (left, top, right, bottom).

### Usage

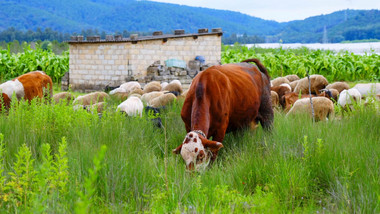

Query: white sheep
338;88;362;108
109;87;127;95
286;97;334;121
117;96;143;117
352;83;380;97
119;81;141;93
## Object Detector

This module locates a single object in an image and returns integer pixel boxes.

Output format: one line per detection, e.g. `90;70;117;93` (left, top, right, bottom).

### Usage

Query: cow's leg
257;87;274;130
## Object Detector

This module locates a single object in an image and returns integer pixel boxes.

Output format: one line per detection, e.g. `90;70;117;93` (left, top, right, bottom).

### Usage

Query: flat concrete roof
68;30;223;44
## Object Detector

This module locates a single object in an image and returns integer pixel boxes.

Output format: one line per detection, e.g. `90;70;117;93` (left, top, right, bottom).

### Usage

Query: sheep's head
173;131;223;171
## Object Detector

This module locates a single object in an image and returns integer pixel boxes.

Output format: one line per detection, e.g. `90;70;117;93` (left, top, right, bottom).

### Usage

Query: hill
0;0;379;43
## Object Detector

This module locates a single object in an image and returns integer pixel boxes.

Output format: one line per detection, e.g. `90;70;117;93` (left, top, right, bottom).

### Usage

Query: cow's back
181;63;268;137
17;71;53;101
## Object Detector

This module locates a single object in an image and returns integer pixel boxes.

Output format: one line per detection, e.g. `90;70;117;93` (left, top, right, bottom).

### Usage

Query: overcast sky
148;0;380;22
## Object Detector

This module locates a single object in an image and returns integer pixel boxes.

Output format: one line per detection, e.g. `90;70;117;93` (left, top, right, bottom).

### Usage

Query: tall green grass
0;98;379;212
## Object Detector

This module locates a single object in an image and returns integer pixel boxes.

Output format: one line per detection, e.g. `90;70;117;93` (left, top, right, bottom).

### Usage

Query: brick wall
69;34;221;92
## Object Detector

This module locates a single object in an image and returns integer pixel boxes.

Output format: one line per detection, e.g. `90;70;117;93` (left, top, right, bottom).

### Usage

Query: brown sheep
130;88;144;95
143;81;162;93
271;83;291;103
289;80;299;91
282;91;332;111
88;102;105;113
294;74;328;95
149;93;177;108
179;89;189;100
285;74;300;82
271;91;279;108
286;97;334;121
53;92;75;104
73;92;110;106
110;92;129;101
141;91;165;104
163;81;183;94
271;77;290;87
326;82;350;93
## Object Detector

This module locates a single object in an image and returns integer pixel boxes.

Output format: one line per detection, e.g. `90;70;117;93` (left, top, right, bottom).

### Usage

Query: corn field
222;45;380;82
0;45;379;83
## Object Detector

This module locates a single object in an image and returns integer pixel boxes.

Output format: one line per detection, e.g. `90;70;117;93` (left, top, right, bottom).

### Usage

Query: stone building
67;28;222;92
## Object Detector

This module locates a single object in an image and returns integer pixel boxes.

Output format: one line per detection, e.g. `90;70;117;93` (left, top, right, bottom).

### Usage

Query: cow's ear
172;144;182;154
201;138;223;152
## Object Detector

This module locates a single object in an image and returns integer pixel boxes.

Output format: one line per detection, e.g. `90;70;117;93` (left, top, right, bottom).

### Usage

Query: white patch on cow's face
180;131;211;171
0;80;25;100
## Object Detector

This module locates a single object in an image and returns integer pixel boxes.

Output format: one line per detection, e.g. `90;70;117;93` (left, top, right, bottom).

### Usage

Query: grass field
0;96;379;213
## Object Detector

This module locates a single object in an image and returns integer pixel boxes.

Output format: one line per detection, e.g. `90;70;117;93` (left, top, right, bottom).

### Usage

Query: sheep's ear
172;144;182;154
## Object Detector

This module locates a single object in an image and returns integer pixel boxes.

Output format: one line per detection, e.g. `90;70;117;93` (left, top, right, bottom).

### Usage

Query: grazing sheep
271;77;290;87
282;91;332;111
271;91;279;108
165;91;180;97
271;83;291;102
149;93;177;108
286;97;334;121
163;81;183;95
352;83;380;97
130;88;144;95
110;92;129;101
161;82;169;90
289;80;299;91
73;92;110;106
293;74;328;95
128;93;142;99
117;96;143;117
53;92;75;104
119;81;141;93
109;87;127;95
88;102;105;113
285;74;300;82
321;88;339;101
169;79;182;86
178;89;189;100
326;82;350;93
338;88;362;109
141;91;165;104
143;81;162;93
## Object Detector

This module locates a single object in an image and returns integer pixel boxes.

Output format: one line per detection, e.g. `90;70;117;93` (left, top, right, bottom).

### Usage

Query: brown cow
0;71;53;109
173;58;273;170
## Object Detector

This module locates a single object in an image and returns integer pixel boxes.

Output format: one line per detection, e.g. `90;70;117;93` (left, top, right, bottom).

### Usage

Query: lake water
245;42;380;55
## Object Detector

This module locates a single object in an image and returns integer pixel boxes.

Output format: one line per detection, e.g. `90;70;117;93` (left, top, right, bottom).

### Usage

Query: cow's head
173;131;223;171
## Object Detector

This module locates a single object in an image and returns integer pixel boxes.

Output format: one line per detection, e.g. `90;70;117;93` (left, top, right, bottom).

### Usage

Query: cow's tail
241;58;270;80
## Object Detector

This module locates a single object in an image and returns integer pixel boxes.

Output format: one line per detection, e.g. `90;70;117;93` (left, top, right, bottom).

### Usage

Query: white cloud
148;0;380;22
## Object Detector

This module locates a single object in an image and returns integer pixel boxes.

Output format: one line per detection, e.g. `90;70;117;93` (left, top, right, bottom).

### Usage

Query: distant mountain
0;0;379;43
274;10;380;43
0;0;280;36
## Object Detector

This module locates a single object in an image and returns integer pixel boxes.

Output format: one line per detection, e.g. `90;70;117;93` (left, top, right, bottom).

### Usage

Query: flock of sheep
53;80;187;117
52;73;379;123
270;74;380;121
